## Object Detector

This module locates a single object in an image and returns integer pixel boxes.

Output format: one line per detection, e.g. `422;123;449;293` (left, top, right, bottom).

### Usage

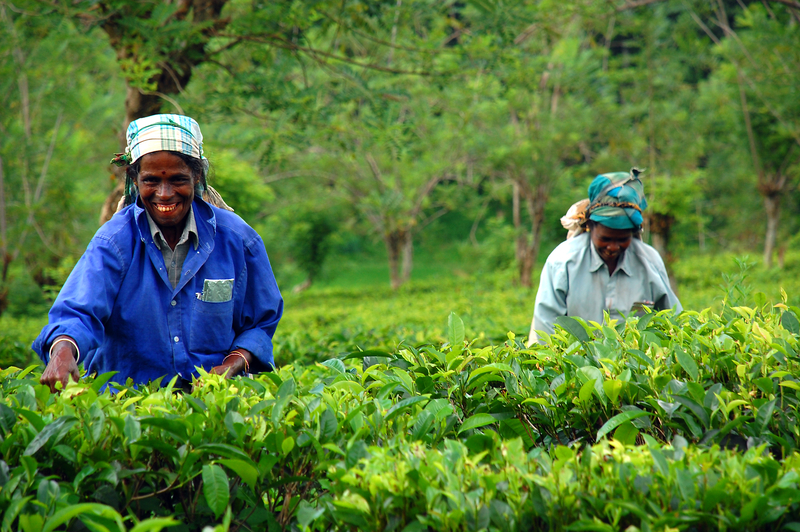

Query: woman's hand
40;336;80;393
210;348;253;378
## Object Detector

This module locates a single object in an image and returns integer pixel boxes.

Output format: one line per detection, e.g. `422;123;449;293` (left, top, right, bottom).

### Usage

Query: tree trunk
648;212;673;260
512;182;528;286
763;191;780;268
96;0;231;225
400;230;413;284
0;155;7;316
513;180;547;289
385;230;404;290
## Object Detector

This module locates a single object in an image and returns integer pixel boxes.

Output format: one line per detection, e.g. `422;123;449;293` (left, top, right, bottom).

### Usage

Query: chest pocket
190;294;235;354
197;278;234;303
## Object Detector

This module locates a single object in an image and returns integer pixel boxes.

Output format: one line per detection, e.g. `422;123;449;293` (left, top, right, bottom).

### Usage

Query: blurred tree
304;89;473;289
0;2;122;316
709;2;800;267
461;1;609;287
288;209;336;292
42;0;441;223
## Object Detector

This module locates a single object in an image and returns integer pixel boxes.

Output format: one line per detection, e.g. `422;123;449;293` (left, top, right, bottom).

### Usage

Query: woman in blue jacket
34;114;283;391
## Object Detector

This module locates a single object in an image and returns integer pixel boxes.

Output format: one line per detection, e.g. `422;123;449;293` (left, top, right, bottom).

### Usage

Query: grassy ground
4;244;800;369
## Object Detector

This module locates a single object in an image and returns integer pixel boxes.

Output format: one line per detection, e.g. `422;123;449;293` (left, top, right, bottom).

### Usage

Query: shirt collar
144;204;198;251
588;237;632;276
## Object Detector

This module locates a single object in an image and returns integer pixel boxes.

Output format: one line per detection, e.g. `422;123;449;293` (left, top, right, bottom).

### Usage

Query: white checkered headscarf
116;114;204;165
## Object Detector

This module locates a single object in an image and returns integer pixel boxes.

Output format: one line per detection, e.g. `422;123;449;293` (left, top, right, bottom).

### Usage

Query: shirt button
171;300;177;306
174;336;179;343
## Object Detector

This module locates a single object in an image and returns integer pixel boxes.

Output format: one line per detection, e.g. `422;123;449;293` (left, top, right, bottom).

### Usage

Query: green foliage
293;219;335;282
206;149;275;224
5;289;800;530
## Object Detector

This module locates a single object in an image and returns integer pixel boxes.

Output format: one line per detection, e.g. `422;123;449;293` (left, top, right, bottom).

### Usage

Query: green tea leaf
782;312;800;335
123;415;141;444
42;503;124;532
217;459;259;490
341;349;394;361
202;464;230;518
319;407;338;442
272;378;296;425
650;448;669;476
2;495;32;532
296;500;325;527
458;413;496;434
23;416;78;456
89;371;118;393
448;312;465;351
613;422;639;445
674;347;699;381
0;404;16;435
128;517;180;532
603;380;623;404
756;398;776;434
579;379;595;403
321;359;346;374
555;316;590;343
596;409;651;440
673;395;710;429
385;396;430;422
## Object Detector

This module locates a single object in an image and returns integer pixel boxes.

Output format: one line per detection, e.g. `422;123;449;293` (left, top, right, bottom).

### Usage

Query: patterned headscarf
586;169;647;230
111;114;232;212
111;114;204;167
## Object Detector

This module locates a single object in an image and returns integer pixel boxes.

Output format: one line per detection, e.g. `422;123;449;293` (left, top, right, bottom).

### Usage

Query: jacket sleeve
652;254;682;314
230;234;283;372
528;256;569;346
32;235;126;364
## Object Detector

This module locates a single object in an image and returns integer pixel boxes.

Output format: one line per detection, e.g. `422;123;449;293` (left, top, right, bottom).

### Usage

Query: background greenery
1;2;800;528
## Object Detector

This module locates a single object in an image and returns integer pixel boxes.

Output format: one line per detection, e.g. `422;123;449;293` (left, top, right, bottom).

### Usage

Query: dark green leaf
597;409;651;440
202;464;230;518
555;316;590;343
23;416;78;456
673;395;710;428
782;312;800;334
674;347;699;381
384;396;430;422
458;413;496;434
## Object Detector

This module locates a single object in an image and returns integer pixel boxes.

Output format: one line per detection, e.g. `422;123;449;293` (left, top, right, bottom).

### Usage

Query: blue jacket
33;198;283;385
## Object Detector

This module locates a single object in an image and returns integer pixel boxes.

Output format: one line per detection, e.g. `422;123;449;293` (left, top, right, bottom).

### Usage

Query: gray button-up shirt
529;232;681;344
145;207;198;289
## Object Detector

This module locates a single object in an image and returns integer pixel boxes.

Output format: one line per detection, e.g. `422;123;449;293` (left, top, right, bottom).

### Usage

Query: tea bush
3;294;800;531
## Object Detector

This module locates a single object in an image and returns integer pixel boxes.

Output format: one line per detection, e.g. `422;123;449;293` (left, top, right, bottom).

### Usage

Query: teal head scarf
587;169;647;230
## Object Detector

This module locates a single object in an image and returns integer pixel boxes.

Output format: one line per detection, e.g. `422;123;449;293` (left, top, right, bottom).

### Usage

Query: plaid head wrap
111;114;204;167
586;169;647;230
111;114;233;212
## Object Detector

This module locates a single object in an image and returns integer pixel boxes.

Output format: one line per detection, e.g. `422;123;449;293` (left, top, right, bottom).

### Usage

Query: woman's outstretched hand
40;336;80;393
209;348;253;378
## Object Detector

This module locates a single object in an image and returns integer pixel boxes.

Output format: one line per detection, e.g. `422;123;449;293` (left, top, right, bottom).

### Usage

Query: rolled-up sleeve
32;236;125;364
231;235;283;372
528;258;569;345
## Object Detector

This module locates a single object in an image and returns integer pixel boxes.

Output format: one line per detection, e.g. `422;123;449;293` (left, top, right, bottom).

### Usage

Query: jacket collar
133;197;216;249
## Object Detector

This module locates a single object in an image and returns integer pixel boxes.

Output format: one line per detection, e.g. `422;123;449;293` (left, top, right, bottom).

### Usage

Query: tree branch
768;0;800;9
365;153;388;193
616;0;665;11
222;33;439;76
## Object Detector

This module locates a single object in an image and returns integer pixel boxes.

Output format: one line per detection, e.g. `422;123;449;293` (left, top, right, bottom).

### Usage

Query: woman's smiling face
136;151;196;236
590;222;633;271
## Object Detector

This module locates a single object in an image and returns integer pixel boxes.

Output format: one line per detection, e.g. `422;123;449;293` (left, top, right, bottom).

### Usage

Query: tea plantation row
3;293;800;531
